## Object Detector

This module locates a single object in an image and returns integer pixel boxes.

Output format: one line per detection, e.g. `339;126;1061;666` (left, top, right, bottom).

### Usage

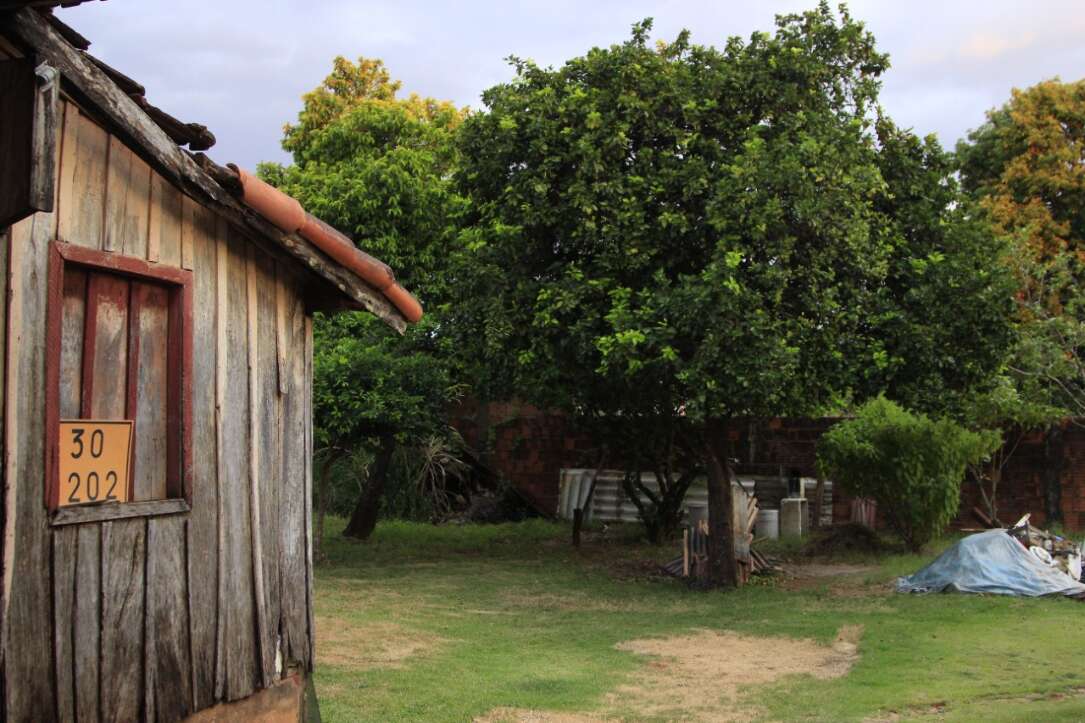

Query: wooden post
682;528;689;577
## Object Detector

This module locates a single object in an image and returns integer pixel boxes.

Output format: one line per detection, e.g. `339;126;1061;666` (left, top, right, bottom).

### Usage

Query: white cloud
57;0;1085;168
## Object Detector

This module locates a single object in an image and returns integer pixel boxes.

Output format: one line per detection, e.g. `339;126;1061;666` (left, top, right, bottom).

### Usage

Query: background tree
957;78;1085;523
857;120;1016;418
312;312;460;550
265;56;467;542
455;5;1010;586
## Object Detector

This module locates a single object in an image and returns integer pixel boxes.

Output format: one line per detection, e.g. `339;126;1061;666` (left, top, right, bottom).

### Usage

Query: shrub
817;397;1000;551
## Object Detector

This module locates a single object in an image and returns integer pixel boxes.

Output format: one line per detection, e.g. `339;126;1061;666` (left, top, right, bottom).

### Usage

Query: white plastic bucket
756;509;779;540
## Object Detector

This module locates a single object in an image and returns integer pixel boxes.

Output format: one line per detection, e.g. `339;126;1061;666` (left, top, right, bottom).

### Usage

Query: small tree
266;56;467;548
818;397;1000;551
312;312;460;547
960;375;1063;525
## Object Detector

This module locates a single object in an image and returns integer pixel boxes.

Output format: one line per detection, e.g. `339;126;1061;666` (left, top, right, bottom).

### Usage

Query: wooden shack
0;3;421;720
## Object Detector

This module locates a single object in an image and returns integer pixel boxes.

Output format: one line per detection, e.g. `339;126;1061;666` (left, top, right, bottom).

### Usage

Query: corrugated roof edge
229;165;423;324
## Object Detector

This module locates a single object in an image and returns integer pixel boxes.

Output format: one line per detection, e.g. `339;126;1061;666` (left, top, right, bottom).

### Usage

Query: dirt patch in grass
607;625;863;721
315;616;445;670
475;709;607;723
502;591;642;613
475;626;862;723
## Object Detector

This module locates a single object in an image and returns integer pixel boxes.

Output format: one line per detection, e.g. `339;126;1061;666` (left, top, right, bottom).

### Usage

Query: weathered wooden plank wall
0;224;6;721
1;99;316;722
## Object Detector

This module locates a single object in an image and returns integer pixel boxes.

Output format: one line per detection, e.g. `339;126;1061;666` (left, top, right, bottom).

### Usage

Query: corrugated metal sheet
558;469;833;526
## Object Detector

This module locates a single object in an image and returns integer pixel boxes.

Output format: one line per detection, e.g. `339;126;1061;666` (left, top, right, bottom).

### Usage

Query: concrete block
780;497;807;538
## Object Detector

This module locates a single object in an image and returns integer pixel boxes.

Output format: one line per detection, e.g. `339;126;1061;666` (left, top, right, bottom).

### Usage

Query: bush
817;397;1000;551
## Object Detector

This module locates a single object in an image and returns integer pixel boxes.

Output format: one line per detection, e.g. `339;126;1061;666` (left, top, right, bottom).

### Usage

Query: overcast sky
60;1;1085;171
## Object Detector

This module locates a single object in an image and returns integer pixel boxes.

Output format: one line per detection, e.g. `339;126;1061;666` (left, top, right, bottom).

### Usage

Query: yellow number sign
58;420;133;506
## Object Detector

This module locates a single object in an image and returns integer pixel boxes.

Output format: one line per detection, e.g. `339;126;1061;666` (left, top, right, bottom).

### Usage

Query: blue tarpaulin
897;529;1085;597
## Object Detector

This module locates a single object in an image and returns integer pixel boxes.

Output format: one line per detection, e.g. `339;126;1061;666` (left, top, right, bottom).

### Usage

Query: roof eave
1;6;409;332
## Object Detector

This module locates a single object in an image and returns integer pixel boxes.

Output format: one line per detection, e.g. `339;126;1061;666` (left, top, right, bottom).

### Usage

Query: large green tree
455;5;1012;585
264;56;467;541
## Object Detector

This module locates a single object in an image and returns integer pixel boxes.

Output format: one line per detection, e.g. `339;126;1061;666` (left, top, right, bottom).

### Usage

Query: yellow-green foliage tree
958;79;1085;309
263;57;467;542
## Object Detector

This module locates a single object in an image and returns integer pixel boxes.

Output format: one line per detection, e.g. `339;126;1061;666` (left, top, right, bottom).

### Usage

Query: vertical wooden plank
0;226;7;710
245;247;270;687
278;277;309;668
83;273;129;419
3;215;58;720
73;525;101;723
130;282;169;500
100;518;146;723
145;516;192;722
59;268;87;417
153;176;182;267
254;250;284;684
3;107;64;721
61;112;109;249
274;270;288;396
103;136;131;253
51;528;77;723
304;314;315;669
217;228;258;701
56;100;78;242
212;222;228;703
147;174;162;263
122;154;152;259
180;195;197;271
187;214;220;711
256;255;282;682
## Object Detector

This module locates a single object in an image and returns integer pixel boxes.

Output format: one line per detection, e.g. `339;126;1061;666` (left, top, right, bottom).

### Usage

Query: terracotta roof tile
25;3;420;325
231;167;422;323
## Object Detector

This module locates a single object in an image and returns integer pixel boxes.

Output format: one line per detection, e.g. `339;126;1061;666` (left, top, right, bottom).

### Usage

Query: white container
1069;553;1082;582
756;509;779;540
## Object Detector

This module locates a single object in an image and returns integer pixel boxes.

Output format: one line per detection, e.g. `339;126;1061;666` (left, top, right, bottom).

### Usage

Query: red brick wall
453;399;597;513
452;402;1085;530
958;426;1085;530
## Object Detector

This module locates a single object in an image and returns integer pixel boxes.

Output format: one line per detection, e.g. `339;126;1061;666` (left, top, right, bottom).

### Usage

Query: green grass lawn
313;518;1085;722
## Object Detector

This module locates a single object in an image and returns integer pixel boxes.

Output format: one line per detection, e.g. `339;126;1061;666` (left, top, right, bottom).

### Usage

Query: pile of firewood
661;488;780;582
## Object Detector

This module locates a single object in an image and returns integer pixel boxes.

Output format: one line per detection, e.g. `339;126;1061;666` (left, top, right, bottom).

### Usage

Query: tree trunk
1043;425;1065;526
313;448;347;563
704;440;738;589
343;433;396;540
572;449;609;548
812;476;826;530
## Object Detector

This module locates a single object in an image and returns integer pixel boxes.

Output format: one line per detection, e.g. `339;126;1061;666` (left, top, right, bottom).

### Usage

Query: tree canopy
957;79;1085;419
454;4;1013;583
958;78;1085;308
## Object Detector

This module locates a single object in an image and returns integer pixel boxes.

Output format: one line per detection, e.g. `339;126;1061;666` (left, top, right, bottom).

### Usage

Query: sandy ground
475;624;863;723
